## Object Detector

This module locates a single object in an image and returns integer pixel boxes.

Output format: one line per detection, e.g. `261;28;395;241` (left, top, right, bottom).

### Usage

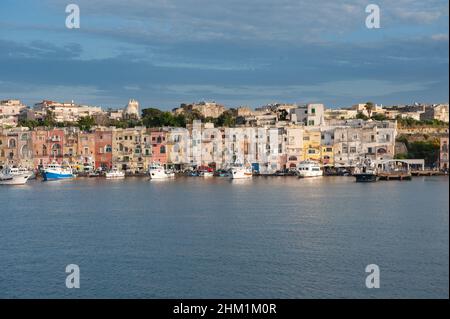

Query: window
350;147;356;153
308;120;315;126
311;108;316;114
8;139;16;148
160;146;166;154
105;145;112;153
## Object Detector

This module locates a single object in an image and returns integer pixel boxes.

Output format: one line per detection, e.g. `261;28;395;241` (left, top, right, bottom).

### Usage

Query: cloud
0;0;448;108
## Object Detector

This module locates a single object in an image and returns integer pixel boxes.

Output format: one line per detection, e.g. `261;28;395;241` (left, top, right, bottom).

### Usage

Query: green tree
42;110;56;127
371;113;387;121
356;112;369;120
77;116;96;131
18;119;39;129
216;109;237;127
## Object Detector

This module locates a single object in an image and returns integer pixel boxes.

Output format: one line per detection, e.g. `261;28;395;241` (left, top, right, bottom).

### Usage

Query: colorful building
95;129;112;170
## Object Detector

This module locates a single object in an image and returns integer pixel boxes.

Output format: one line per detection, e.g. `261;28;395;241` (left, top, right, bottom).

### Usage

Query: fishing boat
105;167;125;179
149;163;173;179
42;162;75;181
198;166;214;177
297;161;323;178
0;167;32;185
230;165;253;179
354;159;378;182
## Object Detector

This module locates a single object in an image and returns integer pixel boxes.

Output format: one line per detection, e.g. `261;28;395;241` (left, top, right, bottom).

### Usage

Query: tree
142;108;164;127
184;109;204;124
356;112;369;120
42;110;56;127
141;107;187;128
364;102;375;118
18;119;39;129
371;113;387;121
77;116;96;131
216;109;237;127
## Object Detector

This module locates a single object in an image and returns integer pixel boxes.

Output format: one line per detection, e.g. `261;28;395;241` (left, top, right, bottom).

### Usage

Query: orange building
94;129;112;170
31;128;65;168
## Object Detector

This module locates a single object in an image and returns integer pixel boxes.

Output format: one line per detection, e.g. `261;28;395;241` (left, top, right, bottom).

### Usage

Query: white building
33;100;104;122
0;99;27;127
292;104;325;126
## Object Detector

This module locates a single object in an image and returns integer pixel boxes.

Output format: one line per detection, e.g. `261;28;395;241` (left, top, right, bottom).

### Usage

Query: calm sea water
0;176;448;298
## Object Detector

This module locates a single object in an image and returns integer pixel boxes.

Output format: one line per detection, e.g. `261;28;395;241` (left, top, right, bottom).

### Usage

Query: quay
378;171;412;181
411;170;446;176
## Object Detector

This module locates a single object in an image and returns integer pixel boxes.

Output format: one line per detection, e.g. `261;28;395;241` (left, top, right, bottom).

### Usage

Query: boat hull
105;174;125;179
0;174;31;185
149;169;171;179
230;170;253;179
42;171;74;181
354;173;378;182
298;172;323;178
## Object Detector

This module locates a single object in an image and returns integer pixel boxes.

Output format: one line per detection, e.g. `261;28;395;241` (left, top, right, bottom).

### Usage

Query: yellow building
302;129;321;161
321;145;334;167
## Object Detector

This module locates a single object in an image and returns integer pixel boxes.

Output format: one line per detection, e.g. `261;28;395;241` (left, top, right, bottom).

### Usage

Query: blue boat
42;163;75;181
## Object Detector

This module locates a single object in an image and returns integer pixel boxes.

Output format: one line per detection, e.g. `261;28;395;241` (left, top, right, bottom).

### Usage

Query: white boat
149;163;173;179
0;167;32;185
297;161;323;178
230;165;253;179
199;170;214;177
105;168;125;179
42;163;75;181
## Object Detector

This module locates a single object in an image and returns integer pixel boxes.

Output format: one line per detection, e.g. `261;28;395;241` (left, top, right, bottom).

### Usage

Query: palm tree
364;102;375;118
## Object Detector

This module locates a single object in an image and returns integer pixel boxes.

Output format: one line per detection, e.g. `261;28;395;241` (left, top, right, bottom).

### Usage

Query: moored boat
0;167;32;185
42;163;75;181
297;161;323;178
230;165;253;179
354;159;378;182
105;167;125;179
149;163;173;179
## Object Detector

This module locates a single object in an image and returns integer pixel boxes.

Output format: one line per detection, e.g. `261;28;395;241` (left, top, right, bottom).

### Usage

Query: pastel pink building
31;128;65;168
149;129;167;165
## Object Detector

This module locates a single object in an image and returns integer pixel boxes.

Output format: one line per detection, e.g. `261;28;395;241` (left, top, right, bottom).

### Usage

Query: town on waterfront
0;98;448;183
0;0;449;303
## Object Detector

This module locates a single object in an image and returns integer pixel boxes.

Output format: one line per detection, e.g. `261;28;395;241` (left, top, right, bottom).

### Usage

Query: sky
0;0;448;110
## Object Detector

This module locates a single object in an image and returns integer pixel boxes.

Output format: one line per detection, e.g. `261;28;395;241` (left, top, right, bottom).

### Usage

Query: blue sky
0;0;448;110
